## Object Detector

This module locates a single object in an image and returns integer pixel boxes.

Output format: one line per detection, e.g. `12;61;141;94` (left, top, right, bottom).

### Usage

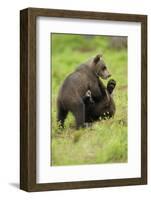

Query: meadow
51;33;128;166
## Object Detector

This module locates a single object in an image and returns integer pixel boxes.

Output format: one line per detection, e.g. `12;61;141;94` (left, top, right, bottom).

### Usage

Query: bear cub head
91;54;111;79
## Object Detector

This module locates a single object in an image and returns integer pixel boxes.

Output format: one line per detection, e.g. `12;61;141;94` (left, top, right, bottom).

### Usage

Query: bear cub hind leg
57;106;68;128
71;101;85;129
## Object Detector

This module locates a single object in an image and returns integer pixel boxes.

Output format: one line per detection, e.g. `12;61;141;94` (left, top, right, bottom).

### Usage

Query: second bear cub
84;79;116;123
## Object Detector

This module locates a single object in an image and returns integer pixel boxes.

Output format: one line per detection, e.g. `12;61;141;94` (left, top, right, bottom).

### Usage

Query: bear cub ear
93;54;102;64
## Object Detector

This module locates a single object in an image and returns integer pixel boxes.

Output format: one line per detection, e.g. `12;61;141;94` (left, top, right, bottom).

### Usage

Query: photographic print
51;33;128;166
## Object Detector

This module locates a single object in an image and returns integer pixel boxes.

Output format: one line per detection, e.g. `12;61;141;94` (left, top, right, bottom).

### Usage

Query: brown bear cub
84;79;116;123
57;54;116;129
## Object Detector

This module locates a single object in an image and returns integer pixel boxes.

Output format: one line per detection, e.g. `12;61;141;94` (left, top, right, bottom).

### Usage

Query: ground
51;34;128;166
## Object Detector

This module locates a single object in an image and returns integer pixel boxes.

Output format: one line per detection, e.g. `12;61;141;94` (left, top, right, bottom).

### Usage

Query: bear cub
57;54;116;129
84;79;116;123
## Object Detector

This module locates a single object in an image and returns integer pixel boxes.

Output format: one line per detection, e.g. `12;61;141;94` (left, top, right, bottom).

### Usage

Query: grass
51;33;128;166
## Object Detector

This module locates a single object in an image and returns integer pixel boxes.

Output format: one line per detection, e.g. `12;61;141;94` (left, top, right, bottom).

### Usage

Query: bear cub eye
102;66;107;70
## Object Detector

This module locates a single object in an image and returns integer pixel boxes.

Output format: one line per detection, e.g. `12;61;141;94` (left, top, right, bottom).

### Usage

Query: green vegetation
51;34;127;166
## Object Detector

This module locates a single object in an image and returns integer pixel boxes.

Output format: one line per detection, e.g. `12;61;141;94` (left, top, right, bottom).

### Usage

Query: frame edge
20;8;29;191
20;8;37;192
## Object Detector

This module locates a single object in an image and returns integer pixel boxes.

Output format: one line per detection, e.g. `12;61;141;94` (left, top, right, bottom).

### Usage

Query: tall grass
51;33;127;166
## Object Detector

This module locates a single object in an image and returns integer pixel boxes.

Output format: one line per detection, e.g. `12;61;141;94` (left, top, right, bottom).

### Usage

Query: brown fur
57;54;112;129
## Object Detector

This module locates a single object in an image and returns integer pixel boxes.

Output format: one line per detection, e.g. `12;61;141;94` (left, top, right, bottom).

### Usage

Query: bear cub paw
83;90;94;104
107;79;116;94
